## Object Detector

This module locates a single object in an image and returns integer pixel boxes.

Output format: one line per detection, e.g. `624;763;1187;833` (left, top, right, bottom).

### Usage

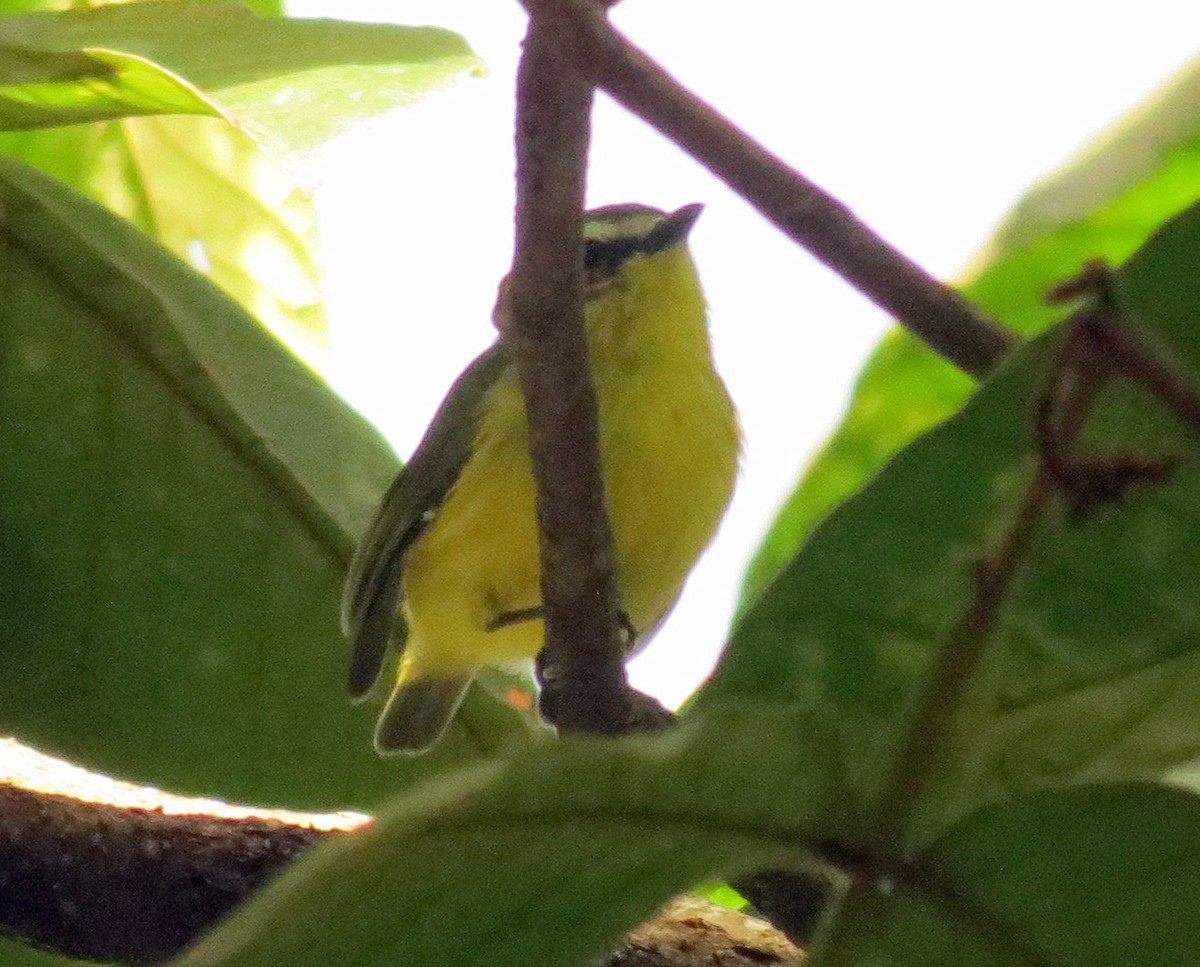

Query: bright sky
290;0;1200;707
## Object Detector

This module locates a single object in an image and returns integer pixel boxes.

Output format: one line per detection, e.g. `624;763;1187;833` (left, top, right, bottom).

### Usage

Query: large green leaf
744;52;1200;602
0;115;328;370
0;0;285;29
809;785;1200;967
0;41;115;84
174;709;837;967
0;46;217;130
0;0;482;150
0;156;525;808
0;0;482;369
927;784;1200;967
701;197;1200;846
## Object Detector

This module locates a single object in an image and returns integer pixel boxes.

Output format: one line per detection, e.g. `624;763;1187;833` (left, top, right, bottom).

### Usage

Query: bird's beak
657;202;700;242
650;203;704;250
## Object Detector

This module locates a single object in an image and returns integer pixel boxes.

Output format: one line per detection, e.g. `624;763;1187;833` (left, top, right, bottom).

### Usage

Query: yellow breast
399;242;739;677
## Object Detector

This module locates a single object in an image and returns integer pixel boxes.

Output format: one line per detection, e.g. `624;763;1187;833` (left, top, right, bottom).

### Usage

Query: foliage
743;54;1200;602
3;2;1200;966
0;0;481;370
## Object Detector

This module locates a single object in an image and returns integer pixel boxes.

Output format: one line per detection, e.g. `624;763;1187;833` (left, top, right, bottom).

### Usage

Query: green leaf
0;41;114;84
0;114;327;370
0;0;280;17
0;155;525;807
701;197;1200;844
174;710;839;967
0;0;481;369
809;884;1023;967
823;784;1200;967
744;53;1200;603
0;46;218;130
693;882;750;911
1117;183;1200;361
701;332;1057;838
0;1;483;150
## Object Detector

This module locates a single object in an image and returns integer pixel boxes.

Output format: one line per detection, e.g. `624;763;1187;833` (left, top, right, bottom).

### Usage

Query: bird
341;203;740;755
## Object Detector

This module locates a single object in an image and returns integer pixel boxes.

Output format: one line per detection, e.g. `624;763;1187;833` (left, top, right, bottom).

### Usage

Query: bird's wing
342;341;513;699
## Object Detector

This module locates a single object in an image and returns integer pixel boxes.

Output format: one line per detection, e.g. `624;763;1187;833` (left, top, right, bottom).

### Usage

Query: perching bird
342;203;740;755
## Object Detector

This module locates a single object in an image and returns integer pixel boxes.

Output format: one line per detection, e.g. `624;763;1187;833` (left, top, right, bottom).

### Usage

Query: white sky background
288;0;1200;707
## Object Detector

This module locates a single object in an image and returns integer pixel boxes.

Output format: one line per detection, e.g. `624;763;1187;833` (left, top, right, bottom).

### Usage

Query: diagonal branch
539;0;1018;378
1085;308;1200;439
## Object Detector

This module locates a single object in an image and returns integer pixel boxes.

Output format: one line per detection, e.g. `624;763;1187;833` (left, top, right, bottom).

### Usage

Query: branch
1085;308;1200;439
0;763;799;966
508;0;670;736
0;783;332;964
876;313;1118;845
612;896;802;966
540;0;1017;378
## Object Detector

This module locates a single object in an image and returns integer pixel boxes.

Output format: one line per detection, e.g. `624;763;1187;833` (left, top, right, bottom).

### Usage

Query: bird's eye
584;235;643;282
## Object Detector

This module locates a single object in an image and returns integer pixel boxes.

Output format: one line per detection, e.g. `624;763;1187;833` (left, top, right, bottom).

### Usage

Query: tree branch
611;896;802;966
0;765;799;966
0;783;331;964
876;316;1115;846
540;0;1017;378
1085;308;1200;440
508;0;670;737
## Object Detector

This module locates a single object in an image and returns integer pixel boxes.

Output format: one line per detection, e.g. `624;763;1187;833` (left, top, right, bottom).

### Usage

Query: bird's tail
374;664;472;756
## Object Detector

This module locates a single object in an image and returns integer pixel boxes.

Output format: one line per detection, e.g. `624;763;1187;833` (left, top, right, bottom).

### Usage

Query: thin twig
538;0;1018;378
507;0;633;735
877;471;1056;844
1043;262;1184;513
875;323;1106;847
1086;308;1200;440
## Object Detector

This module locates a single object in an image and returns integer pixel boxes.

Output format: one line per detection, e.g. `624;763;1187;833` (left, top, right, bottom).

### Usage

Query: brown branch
611;896;803;966
509;1;670;736
0;778;798;966
877;466;1057;845
1085;308;1200;440
1039;262;1184;514
0;783;330;964
535;0;1018;379
876;321;1107;846
509;0;622;733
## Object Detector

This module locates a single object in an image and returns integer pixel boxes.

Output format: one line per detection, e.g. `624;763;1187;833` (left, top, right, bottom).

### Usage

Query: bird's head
492;204;704;339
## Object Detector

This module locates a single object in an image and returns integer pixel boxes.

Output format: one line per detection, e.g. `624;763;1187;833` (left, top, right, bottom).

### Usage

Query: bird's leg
487;606;638;643
486;606;545;631
497;602;672;737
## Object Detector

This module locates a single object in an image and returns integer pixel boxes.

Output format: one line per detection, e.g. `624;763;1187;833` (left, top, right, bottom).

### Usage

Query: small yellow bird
342;203;740;755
